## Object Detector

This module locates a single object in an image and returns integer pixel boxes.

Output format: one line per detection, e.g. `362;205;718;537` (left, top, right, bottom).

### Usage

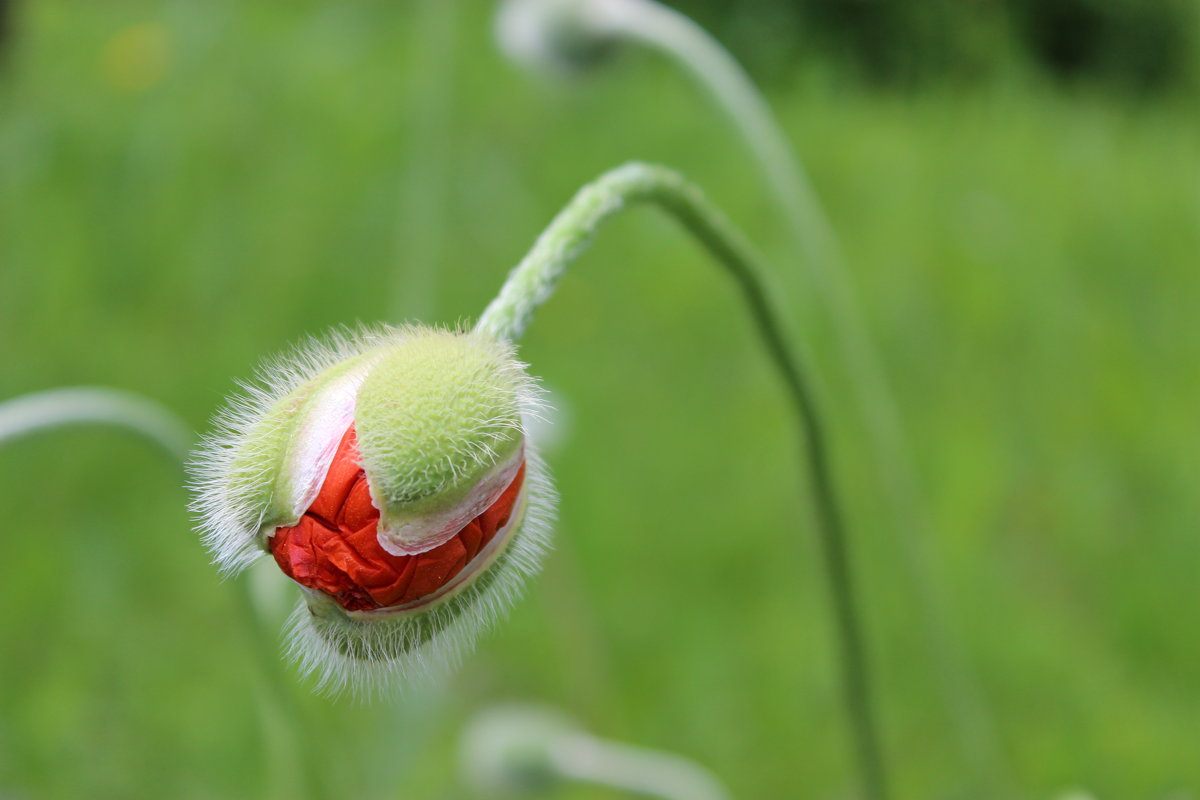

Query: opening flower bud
190;325;554;691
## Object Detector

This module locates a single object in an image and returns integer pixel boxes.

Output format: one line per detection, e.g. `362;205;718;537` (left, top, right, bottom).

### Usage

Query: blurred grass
1;1;1198;798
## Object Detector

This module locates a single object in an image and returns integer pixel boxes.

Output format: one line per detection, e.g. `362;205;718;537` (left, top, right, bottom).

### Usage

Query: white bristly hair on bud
187;324;413;575
188;322;556;695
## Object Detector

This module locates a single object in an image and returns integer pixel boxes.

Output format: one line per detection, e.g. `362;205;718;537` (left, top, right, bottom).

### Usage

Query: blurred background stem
463;705;732;799
0;387;325;800
0;387;190;459
545;735;730;800
616;6;1008;788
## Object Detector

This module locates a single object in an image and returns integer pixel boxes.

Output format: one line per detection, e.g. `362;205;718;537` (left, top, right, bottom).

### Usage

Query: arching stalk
0;387;190;458
464;705;732;800
498;1;1004;787
478;162;889;800
0;387;327;800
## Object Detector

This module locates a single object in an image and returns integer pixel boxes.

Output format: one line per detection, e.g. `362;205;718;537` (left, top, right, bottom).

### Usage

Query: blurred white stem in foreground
546;734;731;800
462;705;730;800
0;386;190;460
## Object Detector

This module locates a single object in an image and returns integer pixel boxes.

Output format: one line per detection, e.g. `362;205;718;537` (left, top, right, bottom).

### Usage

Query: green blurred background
0;1;1197;798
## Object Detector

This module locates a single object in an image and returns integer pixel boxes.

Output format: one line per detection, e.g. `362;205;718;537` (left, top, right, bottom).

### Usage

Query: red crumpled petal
270;424;525;612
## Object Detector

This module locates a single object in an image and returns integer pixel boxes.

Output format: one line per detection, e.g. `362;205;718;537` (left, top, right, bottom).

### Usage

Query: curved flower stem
502;0;1006;787
0;387;191;460
603;4;1004;791
465;705;731;800
477;162;889;800
547;734;731;800
599;0;834;274
0;387;326;800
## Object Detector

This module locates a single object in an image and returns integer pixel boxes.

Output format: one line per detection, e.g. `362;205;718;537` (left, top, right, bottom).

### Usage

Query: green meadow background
1;1;1197;798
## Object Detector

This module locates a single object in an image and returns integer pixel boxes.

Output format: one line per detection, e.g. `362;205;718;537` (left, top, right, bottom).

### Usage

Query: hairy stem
477;162;889;800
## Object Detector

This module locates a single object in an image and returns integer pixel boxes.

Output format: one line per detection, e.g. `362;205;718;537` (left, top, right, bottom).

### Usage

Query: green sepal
354;330;526;539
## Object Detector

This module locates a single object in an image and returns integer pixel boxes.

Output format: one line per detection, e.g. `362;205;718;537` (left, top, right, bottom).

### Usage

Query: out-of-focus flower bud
189;325;554;692
495;0;625;76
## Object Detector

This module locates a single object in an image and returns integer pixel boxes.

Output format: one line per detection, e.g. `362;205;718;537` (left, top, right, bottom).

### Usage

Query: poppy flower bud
190;325;554;691
496;0;622;76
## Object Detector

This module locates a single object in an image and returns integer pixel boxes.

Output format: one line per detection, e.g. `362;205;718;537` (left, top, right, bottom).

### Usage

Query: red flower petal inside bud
270;425;526;612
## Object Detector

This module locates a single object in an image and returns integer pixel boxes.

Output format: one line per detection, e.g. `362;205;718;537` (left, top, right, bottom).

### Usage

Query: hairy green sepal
355;330;525;540
229;352;379;544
